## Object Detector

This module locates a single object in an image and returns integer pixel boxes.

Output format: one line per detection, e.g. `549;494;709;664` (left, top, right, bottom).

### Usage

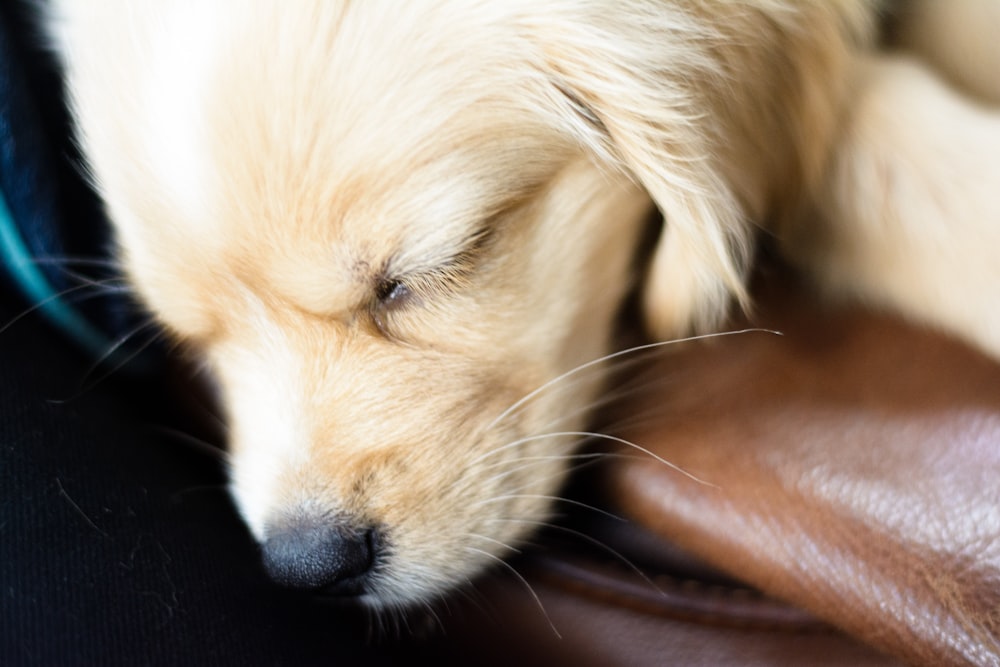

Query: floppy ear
530;6;754;339
529;2;874;339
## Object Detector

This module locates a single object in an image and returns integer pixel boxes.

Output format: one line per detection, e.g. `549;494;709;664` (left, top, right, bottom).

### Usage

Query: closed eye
369;221;494;337
377;218;494;303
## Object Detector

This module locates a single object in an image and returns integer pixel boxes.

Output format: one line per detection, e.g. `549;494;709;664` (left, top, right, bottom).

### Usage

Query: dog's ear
528;3;876;339
531;7;755;339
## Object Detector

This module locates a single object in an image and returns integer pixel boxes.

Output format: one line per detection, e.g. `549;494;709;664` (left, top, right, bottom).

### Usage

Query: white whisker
466;532;522;555
488;516;663;594
21;256;128;291
471;429;713;486
465;546;561;639
487;328;781;431
478;451;607;472
416;600;445;637
520;431;716;486
25;255;121;270
47;320;164;404
82;318;161;376
0;280;122;337
472;493;624;522
468;434;595;468
152;425;230;464
477;453;606;490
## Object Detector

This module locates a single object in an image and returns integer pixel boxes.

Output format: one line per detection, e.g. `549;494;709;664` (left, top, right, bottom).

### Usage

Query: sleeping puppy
46;0;1000;609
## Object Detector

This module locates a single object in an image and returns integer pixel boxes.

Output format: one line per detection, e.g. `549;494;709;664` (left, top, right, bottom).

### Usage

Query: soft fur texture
46;0;1000;609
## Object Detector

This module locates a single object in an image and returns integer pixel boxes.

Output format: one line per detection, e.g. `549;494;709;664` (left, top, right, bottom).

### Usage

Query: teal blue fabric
0;3;158;372
0;186;112;356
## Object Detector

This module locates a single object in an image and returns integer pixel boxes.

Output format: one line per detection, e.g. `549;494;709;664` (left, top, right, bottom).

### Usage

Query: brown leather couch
413;260;1000;667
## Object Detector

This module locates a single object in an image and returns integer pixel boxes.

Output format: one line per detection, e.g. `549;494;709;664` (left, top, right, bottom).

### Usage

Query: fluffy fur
46;0;1000;608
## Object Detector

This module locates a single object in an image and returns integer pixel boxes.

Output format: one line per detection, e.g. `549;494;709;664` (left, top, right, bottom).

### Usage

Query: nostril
261;516;377;595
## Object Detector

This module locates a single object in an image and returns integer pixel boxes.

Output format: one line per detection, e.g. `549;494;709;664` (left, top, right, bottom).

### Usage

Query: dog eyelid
370;220;492;322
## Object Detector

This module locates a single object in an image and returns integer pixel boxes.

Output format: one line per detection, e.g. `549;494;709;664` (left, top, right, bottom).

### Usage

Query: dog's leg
784;53;1000;359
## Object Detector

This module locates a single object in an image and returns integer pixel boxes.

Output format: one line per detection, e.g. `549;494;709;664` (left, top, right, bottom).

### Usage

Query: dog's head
56;0;859;607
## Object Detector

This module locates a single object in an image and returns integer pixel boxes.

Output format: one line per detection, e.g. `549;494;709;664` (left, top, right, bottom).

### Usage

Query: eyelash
370;223;494;335
370;267;466;337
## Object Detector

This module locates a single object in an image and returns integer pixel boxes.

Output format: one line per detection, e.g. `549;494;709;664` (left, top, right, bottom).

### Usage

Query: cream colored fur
47;0;1000;608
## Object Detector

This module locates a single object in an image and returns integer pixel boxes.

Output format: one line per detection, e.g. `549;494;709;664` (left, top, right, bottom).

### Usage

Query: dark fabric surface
0;0;158;368
0;287;417;666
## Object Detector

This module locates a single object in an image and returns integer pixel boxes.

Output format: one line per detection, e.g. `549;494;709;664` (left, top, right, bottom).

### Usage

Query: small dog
46;0;1000;609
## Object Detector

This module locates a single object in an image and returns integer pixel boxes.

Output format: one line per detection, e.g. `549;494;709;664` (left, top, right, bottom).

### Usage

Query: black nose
261;516;377;595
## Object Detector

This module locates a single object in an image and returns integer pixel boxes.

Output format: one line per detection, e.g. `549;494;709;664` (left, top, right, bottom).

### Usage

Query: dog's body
45;0;1000;608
